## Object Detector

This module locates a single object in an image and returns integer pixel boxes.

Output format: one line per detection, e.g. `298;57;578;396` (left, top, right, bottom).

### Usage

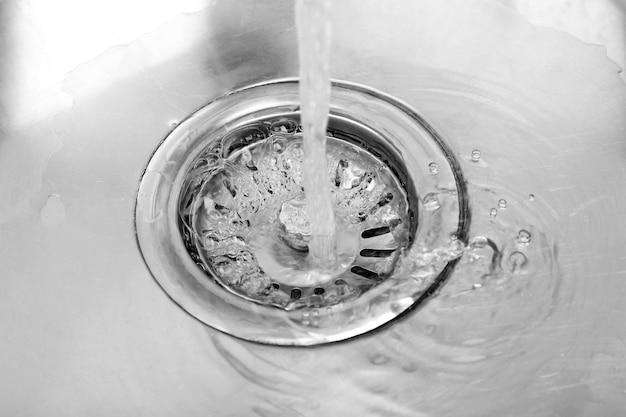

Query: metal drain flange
135;80;468;345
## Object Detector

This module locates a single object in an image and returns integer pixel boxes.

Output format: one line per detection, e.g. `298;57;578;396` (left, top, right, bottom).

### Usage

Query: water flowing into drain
180;121;410;310
135;80;468;345
295;0;336;266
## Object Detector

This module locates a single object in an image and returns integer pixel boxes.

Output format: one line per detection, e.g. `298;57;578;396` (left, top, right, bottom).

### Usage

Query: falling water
295;0;336;266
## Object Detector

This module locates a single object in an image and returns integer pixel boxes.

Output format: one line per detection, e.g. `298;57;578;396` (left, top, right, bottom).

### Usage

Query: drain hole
182;122;412;309
135;80;468;345
361;226;391;239
359;248;397;258
350;266;382;281
291;288;302;299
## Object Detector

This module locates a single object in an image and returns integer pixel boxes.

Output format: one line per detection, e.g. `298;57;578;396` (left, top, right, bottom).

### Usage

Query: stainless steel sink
2;0;626;415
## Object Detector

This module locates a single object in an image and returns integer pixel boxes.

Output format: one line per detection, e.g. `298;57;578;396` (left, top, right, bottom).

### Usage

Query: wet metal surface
1;0;626;415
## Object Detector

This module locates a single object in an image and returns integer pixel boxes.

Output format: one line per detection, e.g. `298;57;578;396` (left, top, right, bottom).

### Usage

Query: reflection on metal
2;0;626;415
135;80;467;345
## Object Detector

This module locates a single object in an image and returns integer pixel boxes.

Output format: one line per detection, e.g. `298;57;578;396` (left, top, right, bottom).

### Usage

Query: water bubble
469;236;488;249
517;229;532;247
423;193;440;211
336;159;366;189
202;232;220;251
489;208;498;218
471;149;481;162
498;199;507;209
448;237;466;258
282;158;294;170
507;251;528;274
217;261;233;276
472;283;483;289
528;194;535;201
229;219;248;233
428;162;439;174
272;136;289;153
236;250;254;265
206;153;221;168
208;210;222;221
241;149;257;171
270;118;298;133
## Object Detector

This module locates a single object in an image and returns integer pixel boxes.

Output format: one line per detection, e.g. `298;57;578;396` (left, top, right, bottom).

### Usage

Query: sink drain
135;79;468;345
182;124;412;310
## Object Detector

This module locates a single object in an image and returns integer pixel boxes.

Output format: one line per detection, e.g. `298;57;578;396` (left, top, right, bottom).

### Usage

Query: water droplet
169;120;179;129
528;194;535;201
202;232;220;251
282;158;294;170
428;162;439;174
489;208;498;218
498;199;507;209
423;193;440;211
507;251;528;274
469;236;488;249
270;118;298;133
517;229;532;246
471;149;481;162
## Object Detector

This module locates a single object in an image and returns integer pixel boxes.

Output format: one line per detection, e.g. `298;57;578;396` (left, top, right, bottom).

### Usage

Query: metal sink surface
1;0;626;415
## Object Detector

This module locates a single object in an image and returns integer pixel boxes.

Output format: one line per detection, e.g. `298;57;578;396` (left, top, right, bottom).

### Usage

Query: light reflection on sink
1;0;626;415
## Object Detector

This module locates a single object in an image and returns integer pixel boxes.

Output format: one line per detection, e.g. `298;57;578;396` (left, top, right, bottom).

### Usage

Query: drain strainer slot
135;79;468;346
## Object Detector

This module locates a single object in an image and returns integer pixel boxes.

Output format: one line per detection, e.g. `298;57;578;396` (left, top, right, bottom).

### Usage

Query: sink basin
1;0;626;415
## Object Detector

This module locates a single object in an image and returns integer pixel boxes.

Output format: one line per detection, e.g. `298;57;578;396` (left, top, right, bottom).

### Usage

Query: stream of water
295;0;336;266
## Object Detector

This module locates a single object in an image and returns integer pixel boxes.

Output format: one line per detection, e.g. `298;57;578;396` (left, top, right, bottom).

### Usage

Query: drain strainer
135;80;468;345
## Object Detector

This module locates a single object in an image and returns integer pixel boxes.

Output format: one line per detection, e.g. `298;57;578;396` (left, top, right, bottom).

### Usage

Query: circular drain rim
135;79;469;346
